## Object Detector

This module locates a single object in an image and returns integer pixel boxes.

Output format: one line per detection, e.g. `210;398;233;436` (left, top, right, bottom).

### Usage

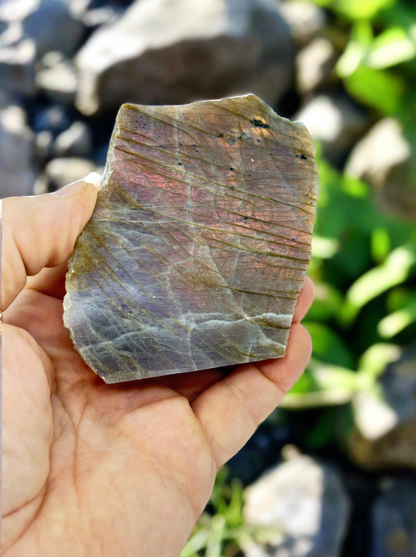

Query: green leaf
363;28;416;69
357;342;401;378
304;322;355;368
312;236;340;259
334;0;397;19
309;359;359;392
371;228;391;263
346;242;416;309
345;66;406;113
206;515;226;557
378;294;416;337
336;20;373;78
181;529;210;557
307;282;344;321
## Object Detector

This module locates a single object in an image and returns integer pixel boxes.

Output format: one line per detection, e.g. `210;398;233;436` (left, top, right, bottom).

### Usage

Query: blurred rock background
1;0;415;555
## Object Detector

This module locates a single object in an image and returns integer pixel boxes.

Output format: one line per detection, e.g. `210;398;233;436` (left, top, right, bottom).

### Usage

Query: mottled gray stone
54;122;92;157
0;39;37;96
37;58;78;104
348;345;416;471
295;95;369;164
242;455;350;557
280;1;326;45
64;95;318;383
296;38;337;94
371;477;416;557
41;157;97;190
0;105;37;198
345;119;416;223
75;0;295;115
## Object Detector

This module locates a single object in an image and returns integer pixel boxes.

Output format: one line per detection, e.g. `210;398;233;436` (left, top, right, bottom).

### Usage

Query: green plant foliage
183;1;416;553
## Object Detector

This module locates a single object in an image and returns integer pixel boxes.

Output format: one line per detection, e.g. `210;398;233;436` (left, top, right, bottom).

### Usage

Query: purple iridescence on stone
63;94;318;383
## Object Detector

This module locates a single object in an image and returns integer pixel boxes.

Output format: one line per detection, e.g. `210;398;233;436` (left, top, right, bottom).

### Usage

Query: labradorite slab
63;94;318;383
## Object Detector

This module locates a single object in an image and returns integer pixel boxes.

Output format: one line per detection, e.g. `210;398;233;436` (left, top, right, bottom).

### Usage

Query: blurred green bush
182;0;416;554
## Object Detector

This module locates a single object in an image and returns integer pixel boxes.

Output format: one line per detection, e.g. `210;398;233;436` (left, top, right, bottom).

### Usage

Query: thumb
1;177;99;311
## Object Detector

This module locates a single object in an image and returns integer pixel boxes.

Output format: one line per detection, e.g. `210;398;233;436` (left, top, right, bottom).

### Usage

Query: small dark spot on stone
300;154;307;160
229;167;235;172
178;162;183;166
196;149;199;152
256;139;260;143
192;144;196;147
310;201;313;204
292;237;296;241
160;145;163;148
270;152;273;156
243;216;249;223
251;119;269;129
230;185;234;190
179;142;183;146
218;133;224;138
248;173;251;177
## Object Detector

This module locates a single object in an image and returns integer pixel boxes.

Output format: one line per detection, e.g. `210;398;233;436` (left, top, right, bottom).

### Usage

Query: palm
4;285;218;556
2;187;313;556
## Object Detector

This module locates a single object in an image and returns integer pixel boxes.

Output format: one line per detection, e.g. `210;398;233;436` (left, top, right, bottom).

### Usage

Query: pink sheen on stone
63;94;318;383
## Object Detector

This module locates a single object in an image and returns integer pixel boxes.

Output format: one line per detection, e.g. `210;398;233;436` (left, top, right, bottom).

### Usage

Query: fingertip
292;276;315;324
257;323;312;393
84;172;103;191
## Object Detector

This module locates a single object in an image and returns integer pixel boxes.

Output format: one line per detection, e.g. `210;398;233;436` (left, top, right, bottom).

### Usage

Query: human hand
1;178;314;557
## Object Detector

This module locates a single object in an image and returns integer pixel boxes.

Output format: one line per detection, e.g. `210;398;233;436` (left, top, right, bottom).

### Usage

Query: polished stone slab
63;94;318;383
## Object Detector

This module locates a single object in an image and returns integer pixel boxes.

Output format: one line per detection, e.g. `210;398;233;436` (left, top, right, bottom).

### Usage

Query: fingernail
54;180;88;198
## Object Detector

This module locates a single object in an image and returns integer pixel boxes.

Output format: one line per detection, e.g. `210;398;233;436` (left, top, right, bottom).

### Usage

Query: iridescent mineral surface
63;94;318;383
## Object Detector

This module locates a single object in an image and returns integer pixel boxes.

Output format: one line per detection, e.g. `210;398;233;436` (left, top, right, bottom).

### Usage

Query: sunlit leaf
311;236;341;259
181;529;210;557
345;66;406;113
346;242;416;309
206;515;226;557
371;228;391;263
358;342;401;378
336;20;373;77
378;294;416;337
334;0;397;20
363;28;416;69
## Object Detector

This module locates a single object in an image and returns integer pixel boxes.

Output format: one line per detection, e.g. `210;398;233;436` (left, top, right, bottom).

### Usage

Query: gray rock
371;478;416;557
345;118;416;223
348;346;416;471
82;6;124;28
0;0;84;57
37;57;78;104
41;157;97;191
296;38;337;94
0;38;37;96
36;129;54;161
295;95;370;164
33;104;71;134
54;121;92;157
280;1;326;45
0;105;37;198
75;0;295;114
243;454;350;557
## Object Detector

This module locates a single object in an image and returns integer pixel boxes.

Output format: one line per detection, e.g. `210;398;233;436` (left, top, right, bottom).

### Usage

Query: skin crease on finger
1;184;314;557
